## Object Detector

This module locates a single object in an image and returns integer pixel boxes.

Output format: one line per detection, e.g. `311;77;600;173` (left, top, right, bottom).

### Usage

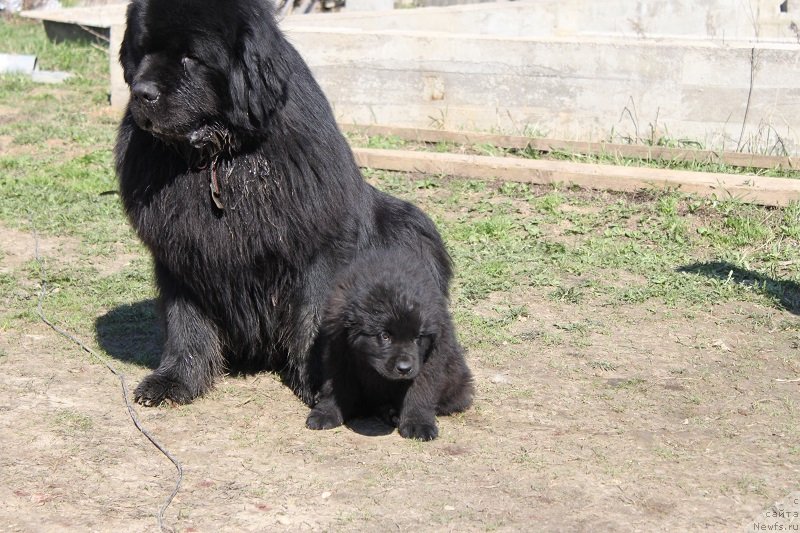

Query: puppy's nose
396;360;413;375
132;81;160;103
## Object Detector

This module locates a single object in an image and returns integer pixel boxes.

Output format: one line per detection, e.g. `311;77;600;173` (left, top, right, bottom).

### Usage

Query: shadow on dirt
345;417;396;437
95;299;161;369
678;261;800;314
95;302;426;438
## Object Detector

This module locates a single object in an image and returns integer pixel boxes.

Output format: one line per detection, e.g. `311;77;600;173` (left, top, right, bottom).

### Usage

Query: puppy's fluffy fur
307;248;473;440
115;0;452;407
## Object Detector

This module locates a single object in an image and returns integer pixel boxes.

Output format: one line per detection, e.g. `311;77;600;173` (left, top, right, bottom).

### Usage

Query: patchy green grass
0;18;144;335
52;408;94;436
2;16;800;352
368;168;800;354
0;16;108;83
0;18;133;250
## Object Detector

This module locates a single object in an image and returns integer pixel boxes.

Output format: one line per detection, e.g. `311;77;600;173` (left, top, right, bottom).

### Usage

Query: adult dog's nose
132;81;160;103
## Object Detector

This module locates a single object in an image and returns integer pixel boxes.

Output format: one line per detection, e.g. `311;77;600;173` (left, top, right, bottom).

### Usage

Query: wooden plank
352;147;800;207
20;5;127;28
341;124;798;171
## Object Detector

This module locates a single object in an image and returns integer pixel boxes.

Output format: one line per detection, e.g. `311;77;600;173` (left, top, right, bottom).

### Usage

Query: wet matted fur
306;248;473;440
115;0;452;406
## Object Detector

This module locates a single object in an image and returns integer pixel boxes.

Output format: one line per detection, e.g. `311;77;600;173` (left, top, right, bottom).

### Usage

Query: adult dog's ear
320;283;350;337
119;2;143;86
228;13;290;133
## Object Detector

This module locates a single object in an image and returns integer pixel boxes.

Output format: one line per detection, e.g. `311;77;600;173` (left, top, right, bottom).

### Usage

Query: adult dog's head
120;0;291;151
324;250;445;381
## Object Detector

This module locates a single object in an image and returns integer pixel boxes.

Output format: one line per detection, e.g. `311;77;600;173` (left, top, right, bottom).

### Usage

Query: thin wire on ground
31;219;183;533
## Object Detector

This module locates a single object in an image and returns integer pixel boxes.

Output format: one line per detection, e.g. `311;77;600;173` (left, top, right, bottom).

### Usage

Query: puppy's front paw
376;404;399;427
134;373;194;406
306;406;343;430
398;419;439;441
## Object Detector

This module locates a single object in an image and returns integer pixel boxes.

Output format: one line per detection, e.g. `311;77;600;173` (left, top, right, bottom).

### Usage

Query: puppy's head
326;281;438;381
350;286;436;381
120;0;289;150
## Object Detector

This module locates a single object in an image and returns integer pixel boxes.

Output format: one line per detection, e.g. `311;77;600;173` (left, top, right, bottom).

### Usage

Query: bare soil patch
1;233;797;531
0;224;81;273
0;224;137;278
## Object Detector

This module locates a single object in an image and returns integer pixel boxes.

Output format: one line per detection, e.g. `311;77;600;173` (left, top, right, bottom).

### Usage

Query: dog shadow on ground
345;418;396;437
95;299;162;369
678;261;800;315
95;301;408;436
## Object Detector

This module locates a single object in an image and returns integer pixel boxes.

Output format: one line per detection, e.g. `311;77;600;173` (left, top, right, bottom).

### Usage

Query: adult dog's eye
181;55;199;71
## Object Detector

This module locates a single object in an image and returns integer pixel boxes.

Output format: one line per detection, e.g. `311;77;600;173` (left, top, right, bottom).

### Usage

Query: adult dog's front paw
306;406;343;430
134;373;195;406
398;418;439;441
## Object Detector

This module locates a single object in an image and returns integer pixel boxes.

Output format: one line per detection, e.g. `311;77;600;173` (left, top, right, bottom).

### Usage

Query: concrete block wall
280;0;800;153
285;26;800;153
29;1;798;154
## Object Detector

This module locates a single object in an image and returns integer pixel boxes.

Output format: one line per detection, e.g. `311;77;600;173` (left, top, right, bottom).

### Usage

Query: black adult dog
306;248;473;440
115;0;452;407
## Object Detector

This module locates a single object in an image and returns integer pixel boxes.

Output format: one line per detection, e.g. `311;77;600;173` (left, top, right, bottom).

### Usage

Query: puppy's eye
416;335;431;346
378;331;391;343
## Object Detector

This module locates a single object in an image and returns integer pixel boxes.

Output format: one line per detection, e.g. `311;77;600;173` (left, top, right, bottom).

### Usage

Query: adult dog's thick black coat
306;248;474;440
115;0;451;406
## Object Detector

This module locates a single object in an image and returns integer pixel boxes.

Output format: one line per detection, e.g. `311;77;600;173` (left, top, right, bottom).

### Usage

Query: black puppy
307;248;473;440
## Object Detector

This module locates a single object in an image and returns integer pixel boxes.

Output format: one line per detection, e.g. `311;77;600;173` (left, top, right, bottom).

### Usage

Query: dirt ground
1;223;799;532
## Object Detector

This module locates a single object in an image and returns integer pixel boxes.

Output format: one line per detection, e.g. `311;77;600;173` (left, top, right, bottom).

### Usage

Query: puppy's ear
422;333;437;361
228;12;290;133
